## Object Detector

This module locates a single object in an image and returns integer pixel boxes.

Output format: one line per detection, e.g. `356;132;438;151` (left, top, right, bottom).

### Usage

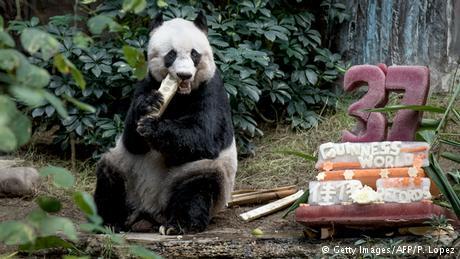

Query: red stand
295;202;459;228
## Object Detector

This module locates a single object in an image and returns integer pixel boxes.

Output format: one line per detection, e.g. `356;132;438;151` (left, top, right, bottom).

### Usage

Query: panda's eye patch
191;49;201;67
164;50;177;68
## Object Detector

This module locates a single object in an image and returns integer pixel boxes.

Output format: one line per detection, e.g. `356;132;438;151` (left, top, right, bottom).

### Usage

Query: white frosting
309;180;363;205
376;177;431;203
317;141;429;169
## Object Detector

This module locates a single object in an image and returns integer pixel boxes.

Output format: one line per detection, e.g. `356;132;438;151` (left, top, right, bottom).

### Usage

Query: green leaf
64;95;95;113
70;67;86;89
365;105;446;113
441;152;460;163
53;54;70;73
87;15;121;34
73;192;97;216
0;95;17;126
73;32;93;49
20;28;59;60
36;196;62;213
282;190;309;218
0;31;15;47
40;166;75;188
19;236;73;252
16;64;50;88
420;118;441;128
0;15;4;30
0;221;35;245
0;49;25;71
276;150;316;161
123;0;147;13
452;108;460;122
417;130;436;145
38;216;78;241
130;245;162;259
123;45;147;80
156;0;168;8
449;171;460;184
79;222;106;233
9;86;46;106
0;126;17;152
9;112;31;147
425;154;460;217
123;45;139;66
437;82;460;132
43;91;68;118
305;69;317;85
440;138;460;148
53;54;86;89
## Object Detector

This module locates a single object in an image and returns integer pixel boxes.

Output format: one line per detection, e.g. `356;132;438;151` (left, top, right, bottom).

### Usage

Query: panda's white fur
147;18;216;92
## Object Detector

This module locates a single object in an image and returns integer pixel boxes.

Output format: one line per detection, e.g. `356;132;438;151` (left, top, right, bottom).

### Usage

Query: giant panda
94;11;237;235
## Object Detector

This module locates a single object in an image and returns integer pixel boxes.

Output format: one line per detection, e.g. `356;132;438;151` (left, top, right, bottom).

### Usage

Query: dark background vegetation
1;0;348;158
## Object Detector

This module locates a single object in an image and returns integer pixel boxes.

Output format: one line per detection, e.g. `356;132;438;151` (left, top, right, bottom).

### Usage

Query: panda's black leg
94;160;130;232
163;172;221;234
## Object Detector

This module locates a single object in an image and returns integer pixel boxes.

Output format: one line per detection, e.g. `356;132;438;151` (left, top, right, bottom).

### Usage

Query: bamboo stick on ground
228;188;297;206
231;189;257;195
239;190;304;222
231;185;297;199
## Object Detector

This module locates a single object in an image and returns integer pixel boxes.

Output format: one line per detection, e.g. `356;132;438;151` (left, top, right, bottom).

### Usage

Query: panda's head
147;11;216;94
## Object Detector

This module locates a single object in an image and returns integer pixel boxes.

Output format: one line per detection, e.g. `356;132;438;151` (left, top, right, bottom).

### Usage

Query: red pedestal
295;202;459;228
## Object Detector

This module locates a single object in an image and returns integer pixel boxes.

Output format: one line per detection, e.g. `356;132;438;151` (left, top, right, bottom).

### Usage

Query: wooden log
228;189;297;207
239;190;304;222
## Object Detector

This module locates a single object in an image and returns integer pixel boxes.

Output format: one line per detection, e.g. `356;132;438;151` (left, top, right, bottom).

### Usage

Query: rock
0;167;40;198
0;157;24;170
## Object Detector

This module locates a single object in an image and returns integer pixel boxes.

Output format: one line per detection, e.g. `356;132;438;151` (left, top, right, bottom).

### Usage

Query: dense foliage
7;0;348;157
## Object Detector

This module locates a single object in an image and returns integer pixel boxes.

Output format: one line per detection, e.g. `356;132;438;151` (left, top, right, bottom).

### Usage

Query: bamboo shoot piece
239;190;304;222
146;74;178;118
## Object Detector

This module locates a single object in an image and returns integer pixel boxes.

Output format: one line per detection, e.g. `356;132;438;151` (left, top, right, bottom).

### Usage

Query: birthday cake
295;64;458;230
309;141;432;206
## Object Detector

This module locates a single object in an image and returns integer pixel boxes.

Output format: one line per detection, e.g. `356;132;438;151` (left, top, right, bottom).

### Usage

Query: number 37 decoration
342;64;430;143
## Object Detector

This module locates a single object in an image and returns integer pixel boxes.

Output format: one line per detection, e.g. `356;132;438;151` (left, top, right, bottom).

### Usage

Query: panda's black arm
122;77;161;155
148;113;222;165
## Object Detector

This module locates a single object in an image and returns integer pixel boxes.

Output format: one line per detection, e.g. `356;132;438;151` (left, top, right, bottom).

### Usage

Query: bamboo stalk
228;189;297;206
231;185;297;199
231;189;257;195
239;190;304;222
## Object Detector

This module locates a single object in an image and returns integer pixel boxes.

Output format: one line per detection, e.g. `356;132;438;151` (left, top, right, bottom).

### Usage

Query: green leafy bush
10;0;348;157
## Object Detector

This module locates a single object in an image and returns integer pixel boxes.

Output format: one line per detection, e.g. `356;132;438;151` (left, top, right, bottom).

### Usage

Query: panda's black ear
150;12;164;31
193;11;208;34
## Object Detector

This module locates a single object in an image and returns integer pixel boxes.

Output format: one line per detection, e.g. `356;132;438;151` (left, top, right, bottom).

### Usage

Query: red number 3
342;64;430;142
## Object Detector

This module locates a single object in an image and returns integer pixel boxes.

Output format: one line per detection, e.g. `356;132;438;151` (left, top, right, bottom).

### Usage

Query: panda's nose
177;72;192;80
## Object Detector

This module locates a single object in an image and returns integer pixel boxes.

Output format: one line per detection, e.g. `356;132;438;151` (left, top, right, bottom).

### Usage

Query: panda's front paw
136;116;159;138
136;90;164;118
